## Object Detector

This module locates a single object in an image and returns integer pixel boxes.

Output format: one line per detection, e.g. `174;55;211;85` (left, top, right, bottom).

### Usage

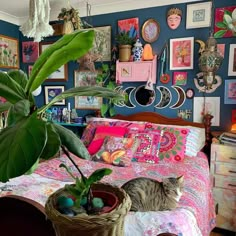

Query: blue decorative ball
57;196;74;208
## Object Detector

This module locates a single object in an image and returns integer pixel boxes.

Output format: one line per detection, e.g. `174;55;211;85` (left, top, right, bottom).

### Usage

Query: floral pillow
92;136;140;167
127;130;163;164
145;123;189;162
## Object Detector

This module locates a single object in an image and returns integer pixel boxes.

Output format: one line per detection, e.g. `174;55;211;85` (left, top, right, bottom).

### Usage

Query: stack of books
219;132;236;146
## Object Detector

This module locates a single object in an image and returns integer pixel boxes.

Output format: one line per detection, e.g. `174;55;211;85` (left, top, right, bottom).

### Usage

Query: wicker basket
45;182;131;236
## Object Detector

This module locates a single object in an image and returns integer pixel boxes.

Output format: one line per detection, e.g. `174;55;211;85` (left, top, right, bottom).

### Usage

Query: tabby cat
121;176;184;212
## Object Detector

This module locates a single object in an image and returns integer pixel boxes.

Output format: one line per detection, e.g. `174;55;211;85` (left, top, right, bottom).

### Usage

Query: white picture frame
228;44;236;76
193;97;220;126
169;37;194;70
186;1;212;29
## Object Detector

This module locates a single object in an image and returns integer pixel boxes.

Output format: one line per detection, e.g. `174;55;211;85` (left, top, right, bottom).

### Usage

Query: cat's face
162;175;184;202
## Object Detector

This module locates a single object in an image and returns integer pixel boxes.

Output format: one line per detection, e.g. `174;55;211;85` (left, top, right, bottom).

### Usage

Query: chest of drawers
210;143;236;232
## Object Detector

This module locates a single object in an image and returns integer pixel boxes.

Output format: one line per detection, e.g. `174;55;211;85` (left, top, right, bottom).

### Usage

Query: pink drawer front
211;143;236;163
214;175;236;190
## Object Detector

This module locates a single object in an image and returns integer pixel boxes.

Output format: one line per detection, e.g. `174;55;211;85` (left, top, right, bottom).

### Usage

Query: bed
0;111;215;236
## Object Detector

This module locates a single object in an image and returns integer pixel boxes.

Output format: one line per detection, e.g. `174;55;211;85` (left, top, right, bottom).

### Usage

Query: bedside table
210;143;236;232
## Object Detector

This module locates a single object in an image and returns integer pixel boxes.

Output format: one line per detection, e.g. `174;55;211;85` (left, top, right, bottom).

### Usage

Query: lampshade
198;33;223;89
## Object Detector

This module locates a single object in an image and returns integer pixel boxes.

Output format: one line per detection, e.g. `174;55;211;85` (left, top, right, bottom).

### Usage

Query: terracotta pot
92;190;119;213
119;45;131;62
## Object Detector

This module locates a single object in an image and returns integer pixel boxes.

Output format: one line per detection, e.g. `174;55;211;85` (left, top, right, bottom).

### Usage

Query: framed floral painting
118;17;139;39
22;41;39;63
169;37;194;70
0;35;19;69
214;6;236;38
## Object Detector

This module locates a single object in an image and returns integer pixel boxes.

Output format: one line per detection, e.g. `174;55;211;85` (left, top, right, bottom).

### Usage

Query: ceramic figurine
132;39;143;61
167;8;182;30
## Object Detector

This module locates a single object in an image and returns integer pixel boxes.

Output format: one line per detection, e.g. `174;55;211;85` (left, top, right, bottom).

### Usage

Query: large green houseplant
0;29;124;183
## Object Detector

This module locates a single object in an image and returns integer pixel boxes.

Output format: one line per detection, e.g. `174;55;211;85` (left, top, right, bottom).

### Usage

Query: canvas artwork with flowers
214;6;236;38
22;41;39;63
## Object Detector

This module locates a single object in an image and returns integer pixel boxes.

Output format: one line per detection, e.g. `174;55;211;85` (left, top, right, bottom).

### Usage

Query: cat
121;175;184;212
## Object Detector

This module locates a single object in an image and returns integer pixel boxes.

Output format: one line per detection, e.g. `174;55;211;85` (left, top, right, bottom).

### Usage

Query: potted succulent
115;30;136;62
0;29;131;235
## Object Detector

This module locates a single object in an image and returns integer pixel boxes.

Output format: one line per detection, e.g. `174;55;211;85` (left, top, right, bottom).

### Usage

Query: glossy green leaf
214;30;227;38
26;30;95;93
216;22;227;29
0;102;11;113
39;123;61;160
87;168;112;186
59;163;76;180
0;114;47;182
53;123;90;160
7;70;28;89
7;99;30;126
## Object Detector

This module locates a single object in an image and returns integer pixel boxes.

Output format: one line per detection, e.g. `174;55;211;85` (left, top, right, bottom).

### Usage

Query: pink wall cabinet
116;55;157;84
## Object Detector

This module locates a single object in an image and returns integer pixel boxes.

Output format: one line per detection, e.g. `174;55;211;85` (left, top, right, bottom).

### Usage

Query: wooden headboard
113;111;213;159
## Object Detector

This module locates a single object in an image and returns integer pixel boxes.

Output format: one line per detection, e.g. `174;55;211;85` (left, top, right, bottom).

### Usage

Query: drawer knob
229;170;236;174
228;184;236;188
229;157;236;160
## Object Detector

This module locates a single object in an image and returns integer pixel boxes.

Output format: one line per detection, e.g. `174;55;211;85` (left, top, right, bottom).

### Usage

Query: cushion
127;130;163;164
145;123;189;162
87;126;127;155
92;136;140;167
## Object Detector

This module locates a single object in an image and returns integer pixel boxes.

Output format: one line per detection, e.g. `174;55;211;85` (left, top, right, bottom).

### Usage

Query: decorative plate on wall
141;19;160;43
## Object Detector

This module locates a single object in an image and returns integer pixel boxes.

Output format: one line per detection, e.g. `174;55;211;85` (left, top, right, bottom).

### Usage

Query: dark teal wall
1;0;235;131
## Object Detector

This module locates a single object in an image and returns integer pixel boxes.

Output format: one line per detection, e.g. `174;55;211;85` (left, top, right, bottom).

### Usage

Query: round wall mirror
134;85;155;107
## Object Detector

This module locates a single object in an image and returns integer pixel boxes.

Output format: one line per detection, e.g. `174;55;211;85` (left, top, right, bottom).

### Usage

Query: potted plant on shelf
0;29;131;235
115;30;136;62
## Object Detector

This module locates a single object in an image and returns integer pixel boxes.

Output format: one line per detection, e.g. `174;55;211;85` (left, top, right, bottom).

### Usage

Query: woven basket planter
45;182;131;236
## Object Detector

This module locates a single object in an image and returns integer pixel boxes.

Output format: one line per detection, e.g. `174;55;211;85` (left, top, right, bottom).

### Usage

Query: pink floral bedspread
0;152;215;236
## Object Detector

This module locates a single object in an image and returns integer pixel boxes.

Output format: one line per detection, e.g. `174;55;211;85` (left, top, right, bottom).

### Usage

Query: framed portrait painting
40;42;68;81
74;70;102;110
0;35;19;69
44;85;65;105
169;37;194;70
228;44;236;76
186;1;212;29
224;79;236;104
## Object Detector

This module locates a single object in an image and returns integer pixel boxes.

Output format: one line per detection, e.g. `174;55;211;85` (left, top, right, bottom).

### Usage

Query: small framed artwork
169;37;194;70
141;19;160;43
118;17;139;38
89;26;111;61
214;6;236;38
44;85;65;105
186;1;212;29
22;41;39;63
224;79;236;104
0;35;19;69
185;88;195;99
217;44;225;58
232;110;236;123
228;44;236;76
74;70;102;110
173;71;187;85
40;42;68;81
28;65;33;76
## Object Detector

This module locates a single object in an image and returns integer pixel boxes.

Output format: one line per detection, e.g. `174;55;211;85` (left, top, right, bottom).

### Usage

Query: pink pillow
92;136;140;167
87;126;127;155
145;123;189;162
127;130;163;164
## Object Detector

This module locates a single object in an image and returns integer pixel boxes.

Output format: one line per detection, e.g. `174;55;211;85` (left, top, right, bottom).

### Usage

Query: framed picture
173;71;187;85
169;37;194;70
224;79;236;104
185;88;195;99
186;1;212;29
118;17;139;38
44;85;65;105
74;70;102;109
141;19;160;43
228;44;236;76
89;26;111;62
0;35;19;69
214;6;236;38
40;42;68;81
28;65;33;76
22;41;39;63
193;97;220;126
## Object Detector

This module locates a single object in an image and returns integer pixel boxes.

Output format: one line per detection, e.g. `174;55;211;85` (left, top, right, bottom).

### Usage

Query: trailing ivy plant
0;29;125;183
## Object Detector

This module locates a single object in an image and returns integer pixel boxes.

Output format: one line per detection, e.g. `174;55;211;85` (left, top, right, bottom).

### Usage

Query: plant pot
45;182;131;236
119;45;132;62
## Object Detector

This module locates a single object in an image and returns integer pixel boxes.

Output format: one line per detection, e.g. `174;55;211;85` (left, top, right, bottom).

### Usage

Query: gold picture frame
0;35;19;69
141;19;160;43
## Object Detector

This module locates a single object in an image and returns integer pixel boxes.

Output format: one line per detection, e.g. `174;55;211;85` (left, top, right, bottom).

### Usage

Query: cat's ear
177;175;184;184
